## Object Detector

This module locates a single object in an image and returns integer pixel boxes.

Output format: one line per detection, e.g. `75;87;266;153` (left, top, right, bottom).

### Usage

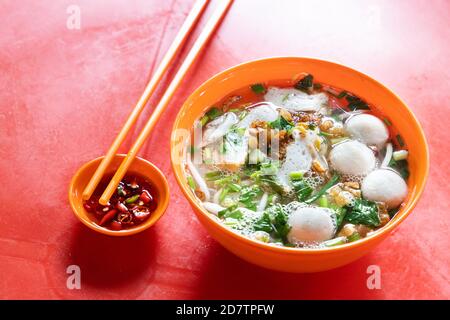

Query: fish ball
287;207;336;242
345;114;389;147
361;169;407;208
329;140;376;175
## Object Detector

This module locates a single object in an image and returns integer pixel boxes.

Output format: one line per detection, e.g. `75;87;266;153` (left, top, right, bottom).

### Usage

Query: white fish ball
345;114;389;147
361;169;408;208
329;140;376;175
287;207;336;243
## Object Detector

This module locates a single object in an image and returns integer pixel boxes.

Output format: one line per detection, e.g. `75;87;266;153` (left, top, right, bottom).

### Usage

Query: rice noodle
186;157;211;201
202;202;225;215
257;192;269;212
381;142;393;168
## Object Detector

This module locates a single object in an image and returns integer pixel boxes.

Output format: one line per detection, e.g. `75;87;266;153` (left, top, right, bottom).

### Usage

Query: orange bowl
170;57;429;272
69;154;169;236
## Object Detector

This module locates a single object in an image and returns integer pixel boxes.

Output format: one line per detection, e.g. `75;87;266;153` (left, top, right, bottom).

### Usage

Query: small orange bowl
69;154;169;236
170;57;429;272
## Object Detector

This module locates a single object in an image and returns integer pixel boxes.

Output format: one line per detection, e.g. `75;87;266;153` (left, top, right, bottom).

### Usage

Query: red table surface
0;0;449;300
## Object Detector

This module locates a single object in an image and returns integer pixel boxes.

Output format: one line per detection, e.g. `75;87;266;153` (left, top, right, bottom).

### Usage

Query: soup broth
184;73;409;248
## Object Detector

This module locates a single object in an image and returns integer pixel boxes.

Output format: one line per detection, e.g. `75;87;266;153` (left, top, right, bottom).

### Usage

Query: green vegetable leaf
239;185;263;210
250;83;266;94
388;158;410;180
294;74;314;92
345;94;370;111
269;116;293;131
253;204;290;242
205;107;223;120
291;179;313;202
218;205;243;219
345;198;380;227
253;212;272;233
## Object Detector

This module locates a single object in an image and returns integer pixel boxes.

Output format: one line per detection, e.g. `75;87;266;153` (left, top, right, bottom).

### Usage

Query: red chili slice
109;221;122;231
140;190;153;204
99;209;117;226
116;202;129;213
133;207;151;221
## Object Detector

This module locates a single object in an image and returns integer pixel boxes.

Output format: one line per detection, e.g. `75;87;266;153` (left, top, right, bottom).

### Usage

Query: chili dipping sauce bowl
69;154;169;236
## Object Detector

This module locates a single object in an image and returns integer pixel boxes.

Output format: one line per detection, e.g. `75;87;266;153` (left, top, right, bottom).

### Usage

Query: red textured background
0;0;449;299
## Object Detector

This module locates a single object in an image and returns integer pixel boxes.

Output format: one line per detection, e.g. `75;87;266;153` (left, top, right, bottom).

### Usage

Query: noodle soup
184;73;409;248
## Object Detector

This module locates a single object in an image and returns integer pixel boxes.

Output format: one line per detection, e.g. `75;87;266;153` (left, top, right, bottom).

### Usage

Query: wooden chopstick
99;0;233;205
82;0;209;200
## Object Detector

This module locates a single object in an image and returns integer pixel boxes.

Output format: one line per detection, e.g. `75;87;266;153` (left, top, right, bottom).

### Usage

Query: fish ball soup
184;74;410;248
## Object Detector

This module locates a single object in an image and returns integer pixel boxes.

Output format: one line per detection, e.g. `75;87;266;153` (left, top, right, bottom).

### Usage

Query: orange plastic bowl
170;57;429;272
69;154;169;236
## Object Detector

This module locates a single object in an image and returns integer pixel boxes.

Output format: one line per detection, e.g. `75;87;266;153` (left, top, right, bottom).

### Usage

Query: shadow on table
66;223;158;290
192;242;383;300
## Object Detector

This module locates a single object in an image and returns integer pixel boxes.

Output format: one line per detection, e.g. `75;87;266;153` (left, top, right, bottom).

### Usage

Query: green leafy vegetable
205;107;223;120
269;116;294;131
294;74;314;92
250;83;266;94
253;204;290;242
291;179;313;201
305;173;340;204
218;205;243;219
345;198;380;227
239;185;263;210
345;94;370;111
388;158;410;179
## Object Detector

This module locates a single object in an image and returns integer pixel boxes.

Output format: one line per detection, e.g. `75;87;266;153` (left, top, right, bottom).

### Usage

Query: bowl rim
171;56;429;254
68;154;170;236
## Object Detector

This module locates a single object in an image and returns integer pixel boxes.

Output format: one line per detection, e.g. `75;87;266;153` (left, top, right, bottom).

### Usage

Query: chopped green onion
305;174;340;204
330;137;348;145
187;176;196;190
396;134;405;147
200;115;209;126
289;171;304;181
318;195;328;208
205;171;223;181
393;150;408;161
347;232;361;242
383;118;392;126
228;183;242;192
323;236;347;247
125;194;140;204
219;188;229;204
117;186;126;197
